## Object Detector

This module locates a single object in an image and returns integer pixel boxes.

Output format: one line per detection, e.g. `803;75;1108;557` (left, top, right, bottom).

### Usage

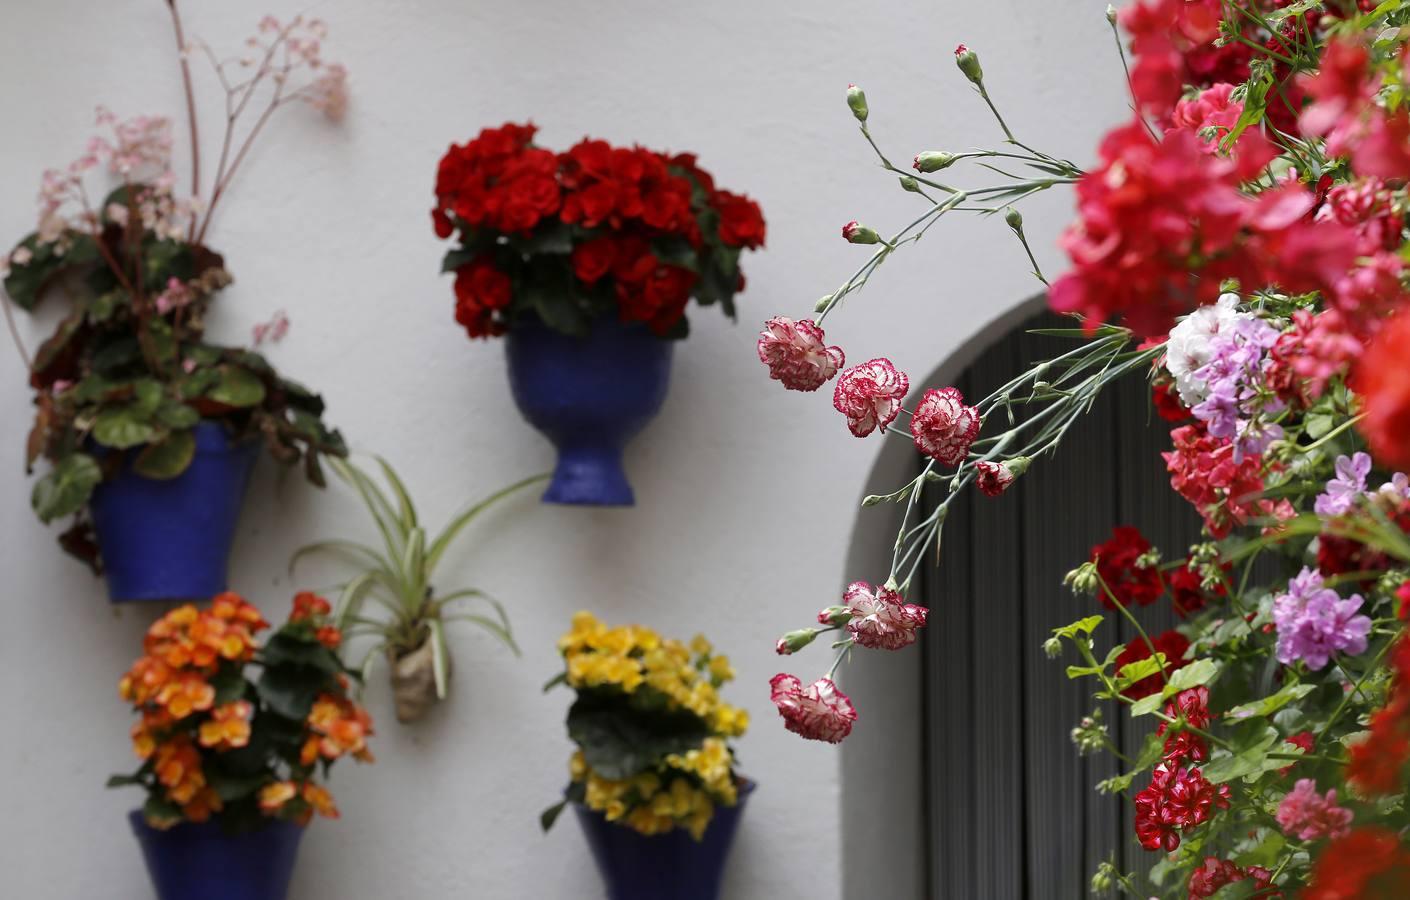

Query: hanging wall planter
90;422;259;603
506;317;672;506
573;782;753;900
129;813;305;900
430;122;767;507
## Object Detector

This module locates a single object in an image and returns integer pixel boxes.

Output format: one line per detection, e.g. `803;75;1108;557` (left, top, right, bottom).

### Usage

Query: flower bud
846;84;869;123
817;606;853;626
814;294;833;313
898;175;921;193
1004;206;1023;230
1005;455;1031;477
1064;561;1099;595
954;44;983;84
842;221;881;244
775;628;820;655
1043;636;1063;659
1091;862;1116;893
1105;4;1118;25
913;151;957;173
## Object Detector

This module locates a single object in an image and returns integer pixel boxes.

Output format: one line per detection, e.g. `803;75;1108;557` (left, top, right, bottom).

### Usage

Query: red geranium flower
1355;309;1410;472
1089;526;1163;610
453;256;512;339
1305;827;1410;900
1114;630;1191;700
713;190;767;249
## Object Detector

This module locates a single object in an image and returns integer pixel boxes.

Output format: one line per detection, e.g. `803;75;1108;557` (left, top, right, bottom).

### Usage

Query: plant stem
166;0;201;240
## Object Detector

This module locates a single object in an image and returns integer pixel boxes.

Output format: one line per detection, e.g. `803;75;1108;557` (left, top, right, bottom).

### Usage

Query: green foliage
291;457;544;709
566;692;714;781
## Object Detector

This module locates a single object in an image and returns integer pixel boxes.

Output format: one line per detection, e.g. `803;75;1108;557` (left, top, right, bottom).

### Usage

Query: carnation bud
1004;206;1023;230
913;151;957;173
842;221;881;244
898;175;921;193
1104;4;1118;25
817;606;853;626
775;628;820;655
1043;636;1063;659
814;294;833;313
1064;562;1099;596
1004;456;1031;477
954;44;983;84
846;84;869;123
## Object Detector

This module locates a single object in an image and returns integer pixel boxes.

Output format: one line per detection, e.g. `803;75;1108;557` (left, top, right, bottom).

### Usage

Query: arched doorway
839;303;1204;898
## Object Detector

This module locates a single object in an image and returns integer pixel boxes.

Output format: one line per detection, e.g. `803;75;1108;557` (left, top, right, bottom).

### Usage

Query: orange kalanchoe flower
198;700;254;750
182;786;224;823
306;694;375;763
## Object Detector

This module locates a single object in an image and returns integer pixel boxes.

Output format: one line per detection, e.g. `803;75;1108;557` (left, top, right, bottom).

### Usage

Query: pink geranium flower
1276;779;1353;842
756;316;844;392
769;674;857;743
909;386;979;465
842;581;928;650
833;358;909;437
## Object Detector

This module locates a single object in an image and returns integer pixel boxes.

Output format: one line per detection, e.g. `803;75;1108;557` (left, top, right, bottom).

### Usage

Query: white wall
0;1;1125;897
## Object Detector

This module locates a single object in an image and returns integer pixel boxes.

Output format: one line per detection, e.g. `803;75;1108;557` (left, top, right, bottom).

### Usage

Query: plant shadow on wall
760;2;1410;898
1;4;350;603
293;457;545;724
429;124;766;507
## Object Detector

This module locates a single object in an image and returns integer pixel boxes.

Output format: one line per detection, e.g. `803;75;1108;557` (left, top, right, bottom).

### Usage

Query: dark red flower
453;257;512;339
1089;526;1163;610
1348;633;1410;797
1187;857;1278;899
1152;376;1190;422
713;190;767;249
1167;559;1225;618
1115;630;1191;700
1305;827;1410;900
570;235;618;285
1133;762;1230;852
1278;731;1315;777
1157;686;1211;764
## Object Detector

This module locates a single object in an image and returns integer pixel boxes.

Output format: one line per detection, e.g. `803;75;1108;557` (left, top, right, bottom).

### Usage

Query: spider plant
292;456;545;723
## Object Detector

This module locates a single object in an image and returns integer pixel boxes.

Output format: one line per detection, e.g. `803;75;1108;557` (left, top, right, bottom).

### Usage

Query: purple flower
1378;471;1410;501
1315;452;1373;517
1272;567;1372;671
1191;315;1285;461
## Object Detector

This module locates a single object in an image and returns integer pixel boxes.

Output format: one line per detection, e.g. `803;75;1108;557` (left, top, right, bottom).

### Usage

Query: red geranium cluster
1089;526;1163;610
1114;629;1191;700
1163;420;1292;538
1133;761;1231;852
1157;686;1211;765
432;122;765;340
1304;826;1410;899
1187;857;1279;899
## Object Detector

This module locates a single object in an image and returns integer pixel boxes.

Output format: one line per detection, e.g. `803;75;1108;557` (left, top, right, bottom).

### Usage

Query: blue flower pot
89;422;259;603
128;812;304;900
573;783;753;900
505;317;673;507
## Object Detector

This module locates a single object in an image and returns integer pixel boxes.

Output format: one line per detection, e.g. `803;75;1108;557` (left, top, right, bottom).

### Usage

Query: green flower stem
1318;633;1400;742
1094;569;1172;690
1299;413;1366;454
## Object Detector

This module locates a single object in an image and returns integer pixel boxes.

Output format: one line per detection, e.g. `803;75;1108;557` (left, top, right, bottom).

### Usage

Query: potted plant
541;612;752;900
292;457;544;723
430;123;766;506
110;590;373;900
2;6;349;602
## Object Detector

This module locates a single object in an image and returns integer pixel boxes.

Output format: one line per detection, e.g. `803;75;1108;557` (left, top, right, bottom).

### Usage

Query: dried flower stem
166;0;201;239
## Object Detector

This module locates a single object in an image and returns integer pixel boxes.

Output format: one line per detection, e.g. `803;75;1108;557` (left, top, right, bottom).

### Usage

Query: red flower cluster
1187;857;1278;899
432;123;765;340
1133;762;1230;852
1157;686;1211;764
1115;630;1191;700
1167;559;1226;618
1304;826;1410;899
1119;0;1239;120
1088;526;1163;610
1348;633;1410;796
1355;309;1410;472
1163;420;1290;538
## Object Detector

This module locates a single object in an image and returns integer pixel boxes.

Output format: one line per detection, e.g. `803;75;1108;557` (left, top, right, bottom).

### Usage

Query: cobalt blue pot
573;782;753;900
505;317;673;507
89;421;259;603
128;812;305;900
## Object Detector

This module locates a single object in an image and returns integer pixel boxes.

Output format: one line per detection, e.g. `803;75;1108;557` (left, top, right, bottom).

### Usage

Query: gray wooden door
921;309;1201;898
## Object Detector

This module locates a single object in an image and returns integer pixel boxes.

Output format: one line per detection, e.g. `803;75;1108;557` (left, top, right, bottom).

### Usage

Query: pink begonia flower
252;310;291;347
1276;779;1353;842
757;316;844;392
842;581;928;650
833;358;909;437
909;386;980;466
769;674;857;743
306;63;349;122
154;277;191;315
975;461;1016;496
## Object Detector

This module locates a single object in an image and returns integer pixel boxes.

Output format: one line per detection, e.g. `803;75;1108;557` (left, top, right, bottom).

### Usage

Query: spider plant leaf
288;539;387;576
428;618;451;700
330;457;406;557
335;571;383;630
401;526;426;599
356;642;386;698
439;588;513;640
426;473;548;575
373;455;419;531
443;612;520;656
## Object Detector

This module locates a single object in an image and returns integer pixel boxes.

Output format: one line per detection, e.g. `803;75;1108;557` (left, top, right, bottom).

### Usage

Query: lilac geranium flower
1272;567;1372;671
1315;452;1373;517
1191;315;1285;462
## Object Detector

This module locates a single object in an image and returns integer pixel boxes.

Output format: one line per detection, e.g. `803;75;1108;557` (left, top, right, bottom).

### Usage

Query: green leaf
543;672;568;693
1225;683;1315;722
256;665;326;721
261;632;343;675
1052;616;1104;640
1203;728;1280;784
106;772;145;789
93;407;157;449
540;800;569;832
32;453;102;522
426;474;547;574
429;618;451;701
1167;659;1220;693
156;402;201;430
133;430;196;479
206;365;267;407
1116;657;1166;686
1129;692;1167;718
567;695;711;780
206;770;270;803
